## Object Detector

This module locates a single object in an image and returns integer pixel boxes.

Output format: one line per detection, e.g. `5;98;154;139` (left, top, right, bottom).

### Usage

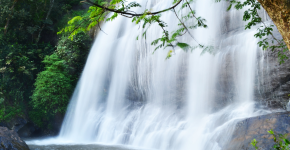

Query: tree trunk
4;0;18;35
36;0;54;43
257;0;290;50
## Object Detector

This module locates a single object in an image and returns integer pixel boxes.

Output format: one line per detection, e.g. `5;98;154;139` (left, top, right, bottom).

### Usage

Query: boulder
226;111;290;150
0;127;29;150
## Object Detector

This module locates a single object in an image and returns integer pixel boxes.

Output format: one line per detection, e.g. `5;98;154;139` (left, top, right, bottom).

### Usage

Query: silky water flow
27;0;273;149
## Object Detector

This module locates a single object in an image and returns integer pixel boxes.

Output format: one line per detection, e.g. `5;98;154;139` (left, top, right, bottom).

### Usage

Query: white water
27;0;271;149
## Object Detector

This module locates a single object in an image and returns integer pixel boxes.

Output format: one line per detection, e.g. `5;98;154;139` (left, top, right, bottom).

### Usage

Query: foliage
55;33;91;79
31;54;73;127
57;0;123;40
58;0;212;59
251;129;290;150
0;104;23;122
217;0;289;64
0;40;54;122
30;33;91;127
0;0;92;129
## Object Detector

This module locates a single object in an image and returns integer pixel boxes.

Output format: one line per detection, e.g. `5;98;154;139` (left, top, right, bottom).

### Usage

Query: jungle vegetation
0;0;92;130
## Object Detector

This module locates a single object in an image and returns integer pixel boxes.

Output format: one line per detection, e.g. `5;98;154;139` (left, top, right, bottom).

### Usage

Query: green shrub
0;104;23;122
30;33;91;127
30;54;73;127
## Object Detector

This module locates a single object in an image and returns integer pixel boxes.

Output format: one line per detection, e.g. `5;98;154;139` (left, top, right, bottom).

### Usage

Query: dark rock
226;112;290;150
0;123;8;129
52;112;64;135
0;117;28;133
17;123;37;138
9;118;27;133
0;127;29;150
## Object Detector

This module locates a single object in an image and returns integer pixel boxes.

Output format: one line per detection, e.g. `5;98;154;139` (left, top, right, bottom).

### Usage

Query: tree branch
185;0;198;20
173;8;200;45
83;0;183;17
36;0;54;43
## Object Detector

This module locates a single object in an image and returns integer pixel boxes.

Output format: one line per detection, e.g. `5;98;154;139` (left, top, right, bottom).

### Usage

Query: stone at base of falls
0;127;29;150
226;112;290;150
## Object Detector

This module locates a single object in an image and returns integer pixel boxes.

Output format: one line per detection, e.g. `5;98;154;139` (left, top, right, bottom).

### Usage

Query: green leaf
177;42;191;52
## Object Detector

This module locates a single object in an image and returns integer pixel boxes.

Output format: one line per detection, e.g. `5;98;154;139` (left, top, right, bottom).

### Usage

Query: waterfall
28;0;271;149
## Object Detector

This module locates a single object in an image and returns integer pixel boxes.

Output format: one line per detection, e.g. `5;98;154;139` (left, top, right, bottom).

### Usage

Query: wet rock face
0;127;29;150
217;2;290;110
254;30;290;109
226;112;290;150
216;26;290;110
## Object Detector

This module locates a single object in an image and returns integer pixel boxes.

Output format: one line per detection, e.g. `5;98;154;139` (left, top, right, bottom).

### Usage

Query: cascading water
27;0;273;149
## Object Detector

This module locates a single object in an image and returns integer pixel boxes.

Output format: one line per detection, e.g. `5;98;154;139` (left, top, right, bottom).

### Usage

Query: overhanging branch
83;0;183;17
